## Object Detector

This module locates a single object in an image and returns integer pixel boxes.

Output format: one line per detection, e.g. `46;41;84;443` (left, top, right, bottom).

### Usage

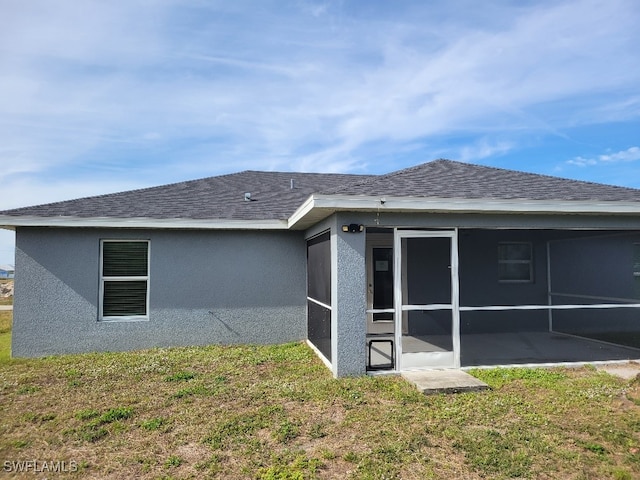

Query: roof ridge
3;169;366;213
451;160;640;193
378;158;640;194
320;159;449;194
3;159;640;222
241;169;366;176
8;174;220;211
237;170;375;196
0;168;378;219
378;158;453;178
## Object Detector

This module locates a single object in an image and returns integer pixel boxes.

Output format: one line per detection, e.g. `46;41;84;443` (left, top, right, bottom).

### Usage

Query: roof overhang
3;195;640;233
287;194;640;230
0;216;288;231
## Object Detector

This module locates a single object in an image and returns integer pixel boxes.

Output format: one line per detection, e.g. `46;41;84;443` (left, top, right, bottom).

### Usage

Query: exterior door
394;230;460;369
366;233;394;335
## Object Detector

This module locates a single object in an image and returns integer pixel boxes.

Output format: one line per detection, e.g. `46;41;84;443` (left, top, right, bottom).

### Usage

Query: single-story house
0;264;14;279
2;159;640;377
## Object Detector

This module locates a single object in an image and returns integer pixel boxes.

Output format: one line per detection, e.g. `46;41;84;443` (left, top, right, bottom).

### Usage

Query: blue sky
1;0;640;265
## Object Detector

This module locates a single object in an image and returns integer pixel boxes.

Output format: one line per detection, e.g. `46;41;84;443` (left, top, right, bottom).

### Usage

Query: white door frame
393;229;460;370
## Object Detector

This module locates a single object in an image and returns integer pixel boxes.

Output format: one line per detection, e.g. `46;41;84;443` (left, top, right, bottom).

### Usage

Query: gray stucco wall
331;214;367;377
12;227;307;357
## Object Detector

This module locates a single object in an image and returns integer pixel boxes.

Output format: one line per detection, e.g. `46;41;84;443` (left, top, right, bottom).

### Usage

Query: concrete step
402;369;489;395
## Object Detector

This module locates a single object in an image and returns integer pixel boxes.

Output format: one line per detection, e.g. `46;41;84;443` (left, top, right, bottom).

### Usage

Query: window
634;244;640;299
498;242;533;283
100;240;149;320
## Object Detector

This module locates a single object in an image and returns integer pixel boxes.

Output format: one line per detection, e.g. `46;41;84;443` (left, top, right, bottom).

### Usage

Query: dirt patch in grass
1;339;640;479
0;279;13;306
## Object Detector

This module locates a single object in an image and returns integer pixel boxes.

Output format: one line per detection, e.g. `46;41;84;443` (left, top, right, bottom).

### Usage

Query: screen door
395;230;460;369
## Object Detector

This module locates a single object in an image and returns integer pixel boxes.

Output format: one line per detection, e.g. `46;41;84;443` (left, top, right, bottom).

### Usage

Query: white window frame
498;241;533;283
99;239;150;322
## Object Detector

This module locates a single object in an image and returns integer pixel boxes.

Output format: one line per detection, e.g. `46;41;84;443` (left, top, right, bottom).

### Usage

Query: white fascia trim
0;215;288;230
288;194;640;227
288;195;316;228
5;194;640;231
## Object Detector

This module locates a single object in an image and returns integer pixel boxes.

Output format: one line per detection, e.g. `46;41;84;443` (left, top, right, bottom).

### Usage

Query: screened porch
366;228;640;371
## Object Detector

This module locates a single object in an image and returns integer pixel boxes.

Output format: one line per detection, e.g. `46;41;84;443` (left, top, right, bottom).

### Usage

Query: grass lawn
1;314;640;480
0;311;10;363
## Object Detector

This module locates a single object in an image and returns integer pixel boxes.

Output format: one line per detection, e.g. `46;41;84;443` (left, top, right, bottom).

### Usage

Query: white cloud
599;146;640;163
457;140;515;163
0;0;638;184
567;156;597;167
567;146;640;167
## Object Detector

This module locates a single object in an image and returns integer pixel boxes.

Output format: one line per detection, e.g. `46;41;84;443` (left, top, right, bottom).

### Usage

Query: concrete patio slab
402;369;489;395
461;332;640;367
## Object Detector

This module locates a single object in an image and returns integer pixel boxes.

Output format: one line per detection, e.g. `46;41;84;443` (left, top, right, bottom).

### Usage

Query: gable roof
2;159;640;231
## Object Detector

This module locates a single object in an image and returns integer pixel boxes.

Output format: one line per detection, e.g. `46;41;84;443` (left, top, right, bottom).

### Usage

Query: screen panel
307;232;331;305
307;232;331;362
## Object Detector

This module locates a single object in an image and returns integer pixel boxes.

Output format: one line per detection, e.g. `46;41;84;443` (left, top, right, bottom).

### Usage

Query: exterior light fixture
342;224;364;233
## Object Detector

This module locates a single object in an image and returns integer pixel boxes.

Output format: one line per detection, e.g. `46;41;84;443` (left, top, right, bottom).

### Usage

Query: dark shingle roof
2;159;640;222
0;171;373;220
322;159;640;201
